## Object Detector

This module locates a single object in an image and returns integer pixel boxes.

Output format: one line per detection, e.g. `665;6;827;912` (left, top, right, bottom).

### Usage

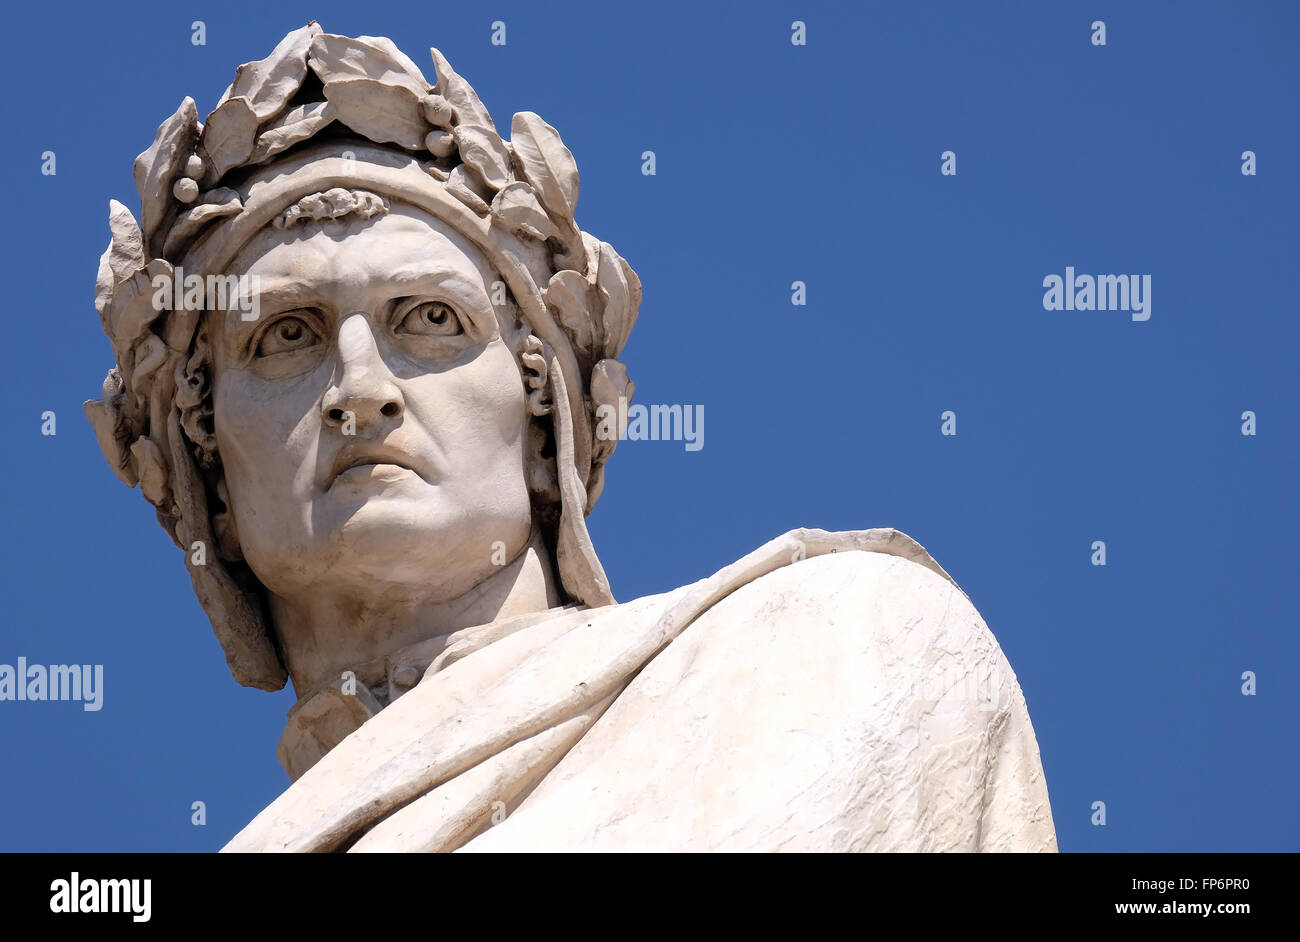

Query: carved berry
425;130;456;159
421;94;453;125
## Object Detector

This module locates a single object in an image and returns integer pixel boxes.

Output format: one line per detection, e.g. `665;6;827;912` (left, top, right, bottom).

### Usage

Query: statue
85;23;1057;852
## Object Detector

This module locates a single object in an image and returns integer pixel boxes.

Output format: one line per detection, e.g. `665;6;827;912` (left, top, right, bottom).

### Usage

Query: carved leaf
454;124;512;190
590;358;634;472
132;334;169;387
130;436;170;507
552;222;586;274
162;189;244;258
94;250;114;324
201;97;259;183
217;22;321;122
108;259;172;365
320;77;427;150
590;358;632;411
429;48;495;130
597;242;637;357
492;182;559;241
545;269;595;356
106;200;144;281
96;200;145;325
247;101;337;166
83;395;138;488
581;231;602;282
445;165;490;215
133;97;200;255
510;112;579;220
310;33;431;96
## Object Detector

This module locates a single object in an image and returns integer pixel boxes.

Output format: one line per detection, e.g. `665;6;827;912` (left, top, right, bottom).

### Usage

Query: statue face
206;205;534;603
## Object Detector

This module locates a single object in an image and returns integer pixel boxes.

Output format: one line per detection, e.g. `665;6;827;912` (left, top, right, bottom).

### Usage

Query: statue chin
313;487;509;583
257;520;491;596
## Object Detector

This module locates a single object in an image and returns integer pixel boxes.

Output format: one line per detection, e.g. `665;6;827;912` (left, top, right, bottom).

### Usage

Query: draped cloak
223;528;1058;852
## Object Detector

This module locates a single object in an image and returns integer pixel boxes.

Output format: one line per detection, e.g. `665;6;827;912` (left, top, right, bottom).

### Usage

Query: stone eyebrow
378;267;490;299
245;279;321;310
234;269;488;311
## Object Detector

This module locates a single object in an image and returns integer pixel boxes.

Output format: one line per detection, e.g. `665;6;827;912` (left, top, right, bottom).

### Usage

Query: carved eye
396;301;463;337
255;314;320;357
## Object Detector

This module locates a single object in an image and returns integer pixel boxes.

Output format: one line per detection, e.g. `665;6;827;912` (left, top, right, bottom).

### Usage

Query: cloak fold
224;528;1056;853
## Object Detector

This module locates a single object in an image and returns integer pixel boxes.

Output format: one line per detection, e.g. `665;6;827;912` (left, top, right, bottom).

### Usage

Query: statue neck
269;527;562;699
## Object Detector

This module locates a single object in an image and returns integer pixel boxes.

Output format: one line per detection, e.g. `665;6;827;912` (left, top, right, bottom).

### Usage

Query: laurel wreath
93;21;640;512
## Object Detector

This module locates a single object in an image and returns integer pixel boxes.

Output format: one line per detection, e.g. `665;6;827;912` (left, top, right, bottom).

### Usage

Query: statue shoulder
487;528;1055;850
703;531;992;664
659;529;1055;851
614;526;996;689
694;528;1030;719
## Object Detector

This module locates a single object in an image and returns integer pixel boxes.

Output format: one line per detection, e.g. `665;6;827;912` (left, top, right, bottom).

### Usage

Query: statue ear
212;476;244;563
519;332;560;506
525;419;559;507
519;332;552;418
174;322;243;561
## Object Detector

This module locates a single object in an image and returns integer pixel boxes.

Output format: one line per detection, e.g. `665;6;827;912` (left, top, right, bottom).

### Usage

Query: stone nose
320;313;404;431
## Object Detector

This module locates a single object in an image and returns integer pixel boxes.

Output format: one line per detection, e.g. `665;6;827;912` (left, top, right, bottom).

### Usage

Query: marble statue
85;24;1057;852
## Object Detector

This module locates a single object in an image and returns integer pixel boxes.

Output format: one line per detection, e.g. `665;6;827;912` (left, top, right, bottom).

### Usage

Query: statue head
85;25;640;694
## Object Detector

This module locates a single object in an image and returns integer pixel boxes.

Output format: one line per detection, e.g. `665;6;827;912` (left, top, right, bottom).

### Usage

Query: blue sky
0;0;1296;851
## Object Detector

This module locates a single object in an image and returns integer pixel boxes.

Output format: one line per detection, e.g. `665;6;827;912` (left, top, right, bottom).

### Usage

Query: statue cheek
213;369;321;491
414;345;527;446
472;343;530;442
